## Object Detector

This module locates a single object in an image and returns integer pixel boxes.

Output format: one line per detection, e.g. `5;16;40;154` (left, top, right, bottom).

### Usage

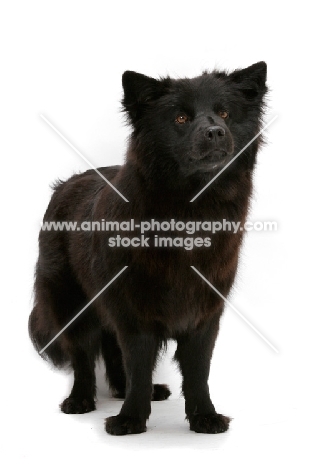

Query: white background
1;1;311;466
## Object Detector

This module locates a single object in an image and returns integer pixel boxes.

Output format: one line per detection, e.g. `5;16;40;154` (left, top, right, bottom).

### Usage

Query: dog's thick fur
29;62;267;435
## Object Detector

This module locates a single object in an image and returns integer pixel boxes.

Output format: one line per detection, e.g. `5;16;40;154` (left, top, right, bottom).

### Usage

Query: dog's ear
228;61;267;100
122;71;170;124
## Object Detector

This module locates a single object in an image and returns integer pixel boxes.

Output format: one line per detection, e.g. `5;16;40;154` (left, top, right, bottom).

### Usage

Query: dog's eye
219;111;229;119
175;114;188;124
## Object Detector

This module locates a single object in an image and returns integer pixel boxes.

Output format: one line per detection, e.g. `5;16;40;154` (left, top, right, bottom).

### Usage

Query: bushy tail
28;305;69;368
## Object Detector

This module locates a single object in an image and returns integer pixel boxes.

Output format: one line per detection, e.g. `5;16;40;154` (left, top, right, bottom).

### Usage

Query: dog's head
122;63;267;188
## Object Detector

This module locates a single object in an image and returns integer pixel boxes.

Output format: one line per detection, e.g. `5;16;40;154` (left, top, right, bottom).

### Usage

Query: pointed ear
229;61;267;100
122;71;170;123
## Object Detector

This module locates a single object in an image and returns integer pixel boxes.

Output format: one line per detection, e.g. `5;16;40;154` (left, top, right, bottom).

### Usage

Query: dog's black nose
205;126;225;141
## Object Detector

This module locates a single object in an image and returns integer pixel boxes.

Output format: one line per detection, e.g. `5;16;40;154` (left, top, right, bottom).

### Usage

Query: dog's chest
124;231;240;333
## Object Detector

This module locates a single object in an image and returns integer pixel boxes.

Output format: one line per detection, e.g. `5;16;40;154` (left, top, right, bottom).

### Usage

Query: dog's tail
28;304;69;368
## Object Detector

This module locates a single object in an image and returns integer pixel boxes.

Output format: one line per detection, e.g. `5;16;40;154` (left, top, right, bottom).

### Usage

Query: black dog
29;62;267;435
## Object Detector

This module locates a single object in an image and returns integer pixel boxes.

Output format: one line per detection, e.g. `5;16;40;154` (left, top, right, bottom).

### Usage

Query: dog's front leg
175;312;231;433
105;331;158;435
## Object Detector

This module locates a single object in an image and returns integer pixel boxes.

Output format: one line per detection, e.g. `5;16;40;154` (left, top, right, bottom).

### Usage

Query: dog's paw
189;413;231;434
112;383;171;401
112;389;126;399
152;384;171;401
60;396;95;414
105;415;146;435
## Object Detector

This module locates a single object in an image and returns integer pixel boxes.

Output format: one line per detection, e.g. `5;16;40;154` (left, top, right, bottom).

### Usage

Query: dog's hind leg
101;329;126;398
60;346;97;414
30;256;102;413
53;294;101;414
